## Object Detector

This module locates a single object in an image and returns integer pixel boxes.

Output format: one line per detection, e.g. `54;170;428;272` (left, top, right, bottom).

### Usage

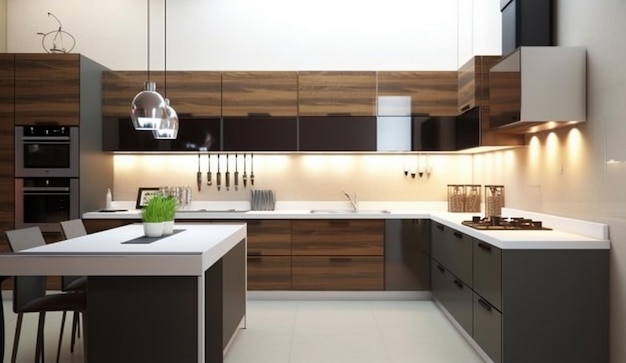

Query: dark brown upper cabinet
0;54;15;248
377;71;458;116
298;71;376;116
102;71;221;118
15;54;81;126
222;71;298;117
457;56;501;114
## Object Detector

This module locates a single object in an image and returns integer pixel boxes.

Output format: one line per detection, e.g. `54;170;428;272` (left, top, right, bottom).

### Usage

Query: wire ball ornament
37;12;76;53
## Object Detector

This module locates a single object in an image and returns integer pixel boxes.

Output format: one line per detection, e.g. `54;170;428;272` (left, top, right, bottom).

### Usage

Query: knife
242;153;248;188
196;153;202;192
225;154;230;191
207;153;212;187
234;154;239;191
216;154;221;191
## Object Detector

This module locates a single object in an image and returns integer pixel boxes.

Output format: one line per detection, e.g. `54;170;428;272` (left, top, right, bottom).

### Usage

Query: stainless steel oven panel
15;126;79;178
15;178;80;233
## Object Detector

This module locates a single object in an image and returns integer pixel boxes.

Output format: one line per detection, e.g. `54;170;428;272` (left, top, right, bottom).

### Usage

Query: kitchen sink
309;209;390;214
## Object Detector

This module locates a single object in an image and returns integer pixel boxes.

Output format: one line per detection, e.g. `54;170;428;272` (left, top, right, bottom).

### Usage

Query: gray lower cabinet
432;225;609;363
431;222;472;285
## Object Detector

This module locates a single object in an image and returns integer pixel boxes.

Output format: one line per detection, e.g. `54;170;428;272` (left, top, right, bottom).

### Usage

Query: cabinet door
298;116;377;151
222;71;298;117
246;220;292;256
15;54;81;125
445;270;473;335
292;219;384;256
457;56;501;113
298;71;376;116
377;71;458;116
222;117;297;151
247;256;291;290
0;54;15;251
473;238;502;311
431;223;473;285
102;71;165;117
473;293;502;363
292;256;384;290
162;71;222;117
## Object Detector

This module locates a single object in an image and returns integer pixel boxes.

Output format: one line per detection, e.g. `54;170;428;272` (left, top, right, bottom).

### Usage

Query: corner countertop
83;201;610;250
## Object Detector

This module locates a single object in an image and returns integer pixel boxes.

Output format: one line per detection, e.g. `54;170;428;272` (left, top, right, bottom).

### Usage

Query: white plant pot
162;220;174;235
143;222;164;237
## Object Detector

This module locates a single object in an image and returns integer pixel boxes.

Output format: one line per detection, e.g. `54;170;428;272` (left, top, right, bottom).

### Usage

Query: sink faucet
343;191;358;213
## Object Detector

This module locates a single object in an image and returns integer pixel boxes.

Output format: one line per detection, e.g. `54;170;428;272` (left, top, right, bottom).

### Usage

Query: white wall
7;0;485;71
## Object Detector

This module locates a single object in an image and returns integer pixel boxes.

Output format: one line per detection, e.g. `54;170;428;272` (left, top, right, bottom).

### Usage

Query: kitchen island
0;223;247;363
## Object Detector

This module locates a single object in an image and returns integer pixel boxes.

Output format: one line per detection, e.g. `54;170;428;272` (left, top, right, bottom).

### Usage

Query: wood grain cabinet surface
377;71;458;116
245;220;292;290
457;56;501;113
15;53;81;125
298;71;376;116
292;219;384;290
0;53;15;252
222;71;298;117
102;71;221;117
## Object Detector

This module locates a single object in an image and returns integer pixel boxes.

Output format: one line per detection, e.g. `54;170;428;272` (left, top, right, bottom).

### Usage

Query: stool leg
36;312;46;363
56;311;67;363
11;313;23;363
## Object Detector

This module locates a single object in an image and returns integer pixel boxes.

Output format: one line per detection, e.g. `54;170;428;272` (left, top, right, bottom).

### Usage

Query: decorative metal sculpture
37;12;75;53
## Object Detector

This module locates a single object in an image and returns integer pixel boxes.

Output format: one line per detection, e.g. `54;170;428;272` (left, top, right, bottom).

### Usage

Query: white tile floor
2;299;484;363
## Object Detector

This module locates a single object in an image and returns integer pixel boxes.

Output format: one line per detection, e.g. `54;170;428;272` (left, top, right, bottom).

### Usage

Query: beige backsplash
112;153;479;203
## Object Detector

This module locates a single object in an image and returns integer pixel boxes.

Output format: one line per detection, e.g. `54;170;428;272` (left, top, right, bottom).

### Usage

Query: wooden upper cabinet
298;71;376;116
222;71;298;116
377;71;458;116
457;56;501;113
0;54;15;249
102;71;166;117
161;71;221;117
0;54;15;123
15;54;81;126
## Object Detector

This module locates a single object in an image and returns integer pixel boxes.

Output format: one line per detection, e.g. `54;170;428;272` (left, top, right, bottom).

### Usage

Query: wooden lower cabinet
292;256;384;290
247;256;291;290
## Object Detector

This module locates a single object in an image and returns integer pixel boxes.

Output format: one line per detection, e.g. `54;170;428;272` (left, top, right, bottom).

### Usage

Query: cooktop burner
462;216;551;230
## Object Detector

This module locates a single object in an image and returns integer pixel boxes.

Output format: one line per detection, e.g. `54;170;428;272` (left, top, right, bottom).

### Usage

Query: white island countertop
0;223;247;276
83;202;610;250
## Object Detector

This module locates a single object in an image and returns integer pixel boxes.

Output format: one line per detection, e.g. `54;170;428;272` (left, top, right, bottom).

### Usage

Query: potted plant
142;194;174;237
161;195;178;235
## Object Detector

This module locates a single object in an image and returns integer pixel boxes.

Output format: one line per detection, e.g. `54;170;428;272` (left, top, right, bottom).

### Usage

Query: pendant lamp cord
147;0;151;82
164;0;167;97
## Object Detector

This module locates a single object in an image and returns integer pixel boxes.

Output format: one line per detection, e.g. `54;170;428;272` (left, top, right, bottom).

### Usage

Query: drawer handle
436;224;444;231
436;265;445;273
453;279;464;289
248;251;262;256
453;231;463;239
329;220;350;226
247;256;263;262
460;104;470;112
329;257;353;263
478;298;492;312
477;242;492;252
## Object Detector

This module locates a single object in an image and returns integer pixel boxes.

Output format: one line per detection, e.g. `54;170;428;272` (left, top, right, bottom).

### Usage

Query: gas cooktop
462;217;551;230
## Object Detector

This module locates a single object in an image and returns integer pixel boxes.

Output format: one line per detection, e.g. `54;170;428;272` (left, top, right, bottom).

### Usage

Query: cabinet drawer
473;293;502;363
431;223;473;285
446;271;473;336
247;256;291;290
246;220;292;256
431;260;448;304
292;220;384;256
473;239;502;311
292;256;384;290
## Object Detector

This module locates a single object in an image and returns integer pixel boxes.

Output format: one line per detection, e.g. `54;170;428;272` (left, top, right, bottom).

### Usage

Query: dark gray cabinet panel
299;116;377;151
473;238;502;311
431;222;473;285
431;258;472;335
473;293;502;363
222;117;297;151
385;219;430;291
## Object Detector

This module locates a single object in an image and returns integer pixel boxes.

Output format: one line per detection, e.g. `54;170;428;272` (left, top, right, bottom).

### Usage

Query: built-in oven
15;125;79;177
15;178;80;233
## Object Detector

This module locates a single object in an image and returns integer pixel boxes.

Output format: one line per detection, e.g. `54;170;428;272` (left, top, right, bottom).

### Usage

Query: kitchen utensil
234;154;239;191
242;153;248;188
216;154;221;191
225;154;231;191
207;153;212;186
250;153;255;186
196;153;202;192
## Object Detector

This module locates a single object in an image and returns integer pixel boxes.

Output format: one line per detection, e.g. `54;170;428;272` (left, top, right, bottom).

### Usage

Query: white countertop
82;202;610;250
0;223;247;276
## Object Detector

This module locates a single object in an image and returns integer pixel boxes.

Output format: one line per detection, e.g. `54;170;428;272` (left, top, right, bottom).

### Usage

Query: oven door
15;126;79;177
15;178;80;233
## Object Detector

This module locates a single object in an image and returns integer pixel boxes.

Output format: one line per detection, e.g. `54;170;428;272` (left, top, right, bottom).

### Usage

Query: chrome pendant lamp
130;0;166;130
153;0;179;139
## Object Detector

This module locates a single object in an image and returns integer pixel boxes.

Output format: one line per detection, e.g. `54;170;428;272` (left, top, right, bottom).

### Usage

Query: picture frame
136;187;161;209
